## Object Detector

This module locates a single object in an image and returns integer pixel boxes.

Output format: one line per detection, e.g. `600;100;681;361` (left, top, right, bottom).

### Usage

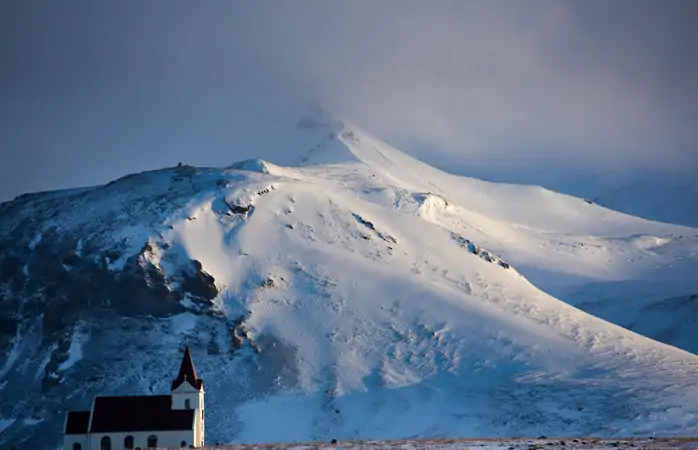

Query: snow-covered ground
1;105;698;447
172;437;698;449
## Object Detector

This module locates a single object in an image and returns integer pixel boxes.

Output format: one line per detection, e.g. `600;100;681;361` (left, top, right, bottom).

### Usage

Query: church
62;344;205;449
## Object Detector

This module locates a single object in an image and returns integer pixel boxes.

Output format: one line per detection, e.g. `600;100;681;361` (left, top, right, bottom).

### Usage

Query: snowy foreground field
169;437;698;449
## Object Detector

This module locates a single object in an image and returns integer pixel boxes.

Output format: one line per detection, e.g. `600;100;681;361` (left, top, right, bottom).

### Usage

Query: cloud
1;1;696;200
237;0;697;169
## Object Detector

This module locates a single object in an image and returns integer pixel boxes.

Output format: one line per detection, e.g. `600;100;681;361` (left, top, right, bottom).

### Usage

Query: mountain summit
1;107;698;449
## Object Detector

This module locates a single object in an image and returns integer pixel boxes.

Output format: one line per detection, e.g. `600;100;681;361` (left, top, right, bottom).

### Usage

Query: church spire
171;343;203;391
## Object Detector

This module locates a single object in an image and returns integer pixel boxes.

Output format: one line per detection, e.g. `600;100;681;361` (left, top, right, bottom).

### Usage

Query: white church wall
63;434;87;450
87;429;194;449
184;408;203;448
171;384;204;410
196;408;204;447
171;384;205;447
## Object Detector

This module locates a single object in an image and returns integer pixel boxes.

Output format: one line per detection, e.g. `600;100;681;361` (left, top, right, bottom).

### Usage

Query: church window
100;436;112;450
73;444;82;450
185;398;191;409
124;435;134;449
147;435;158;448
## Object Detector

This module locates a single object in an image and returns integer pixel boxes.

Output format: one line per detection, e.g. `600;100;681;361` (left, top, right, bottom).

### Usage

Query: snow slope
448;164;698;229
1;106;698;448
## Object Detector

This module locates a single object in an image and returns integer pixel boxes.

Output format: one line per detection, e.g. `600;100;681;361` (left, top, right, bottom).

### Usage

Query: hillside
1;106;698;449
446;164;698;229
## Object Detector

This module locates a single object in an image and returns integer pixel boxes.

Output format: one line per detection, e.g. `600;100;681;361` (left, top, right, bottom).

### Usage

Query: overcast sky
1;1;697;201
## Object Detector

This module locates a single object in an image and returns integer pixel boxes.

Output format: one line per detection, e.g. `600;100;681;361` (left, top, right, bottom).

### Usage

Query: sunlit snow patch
229;158;274;174
57;325;88;371
168;312;199;335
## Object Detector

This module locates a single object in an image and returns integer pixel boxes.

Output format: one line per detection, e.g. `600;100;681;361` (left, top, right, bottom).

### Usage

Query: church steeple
170;342;205;445
171;343;203;391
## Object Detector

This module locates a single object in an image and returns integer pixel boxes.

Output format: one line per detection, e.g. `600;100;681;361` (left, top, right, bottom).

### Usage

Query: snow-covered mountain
443;163;698;229
1;105;698;449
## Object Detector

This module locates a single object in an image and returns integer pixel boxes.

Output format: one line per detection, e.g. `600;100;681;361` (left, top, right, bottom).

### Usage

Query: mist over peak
1;1;696;201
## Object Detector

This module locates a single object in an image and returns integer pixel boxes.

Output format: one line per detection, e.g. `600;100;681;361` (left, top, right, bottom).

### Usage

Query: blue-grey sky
1;1;697;202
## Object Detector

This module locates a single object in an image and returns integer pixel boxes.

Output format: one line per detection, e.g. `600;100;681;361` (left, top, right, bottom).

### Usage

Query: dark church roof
65;410;91;434
171;344;204;391
89;395;195;433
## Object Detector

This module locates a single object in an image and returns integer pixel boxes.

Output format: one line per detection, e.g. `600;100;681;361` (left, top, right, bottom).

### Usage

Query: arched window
100;436;112;450
73;443;82;450
185;398;191;409
180;441;187;447
124;435;135;449
147;435;158;448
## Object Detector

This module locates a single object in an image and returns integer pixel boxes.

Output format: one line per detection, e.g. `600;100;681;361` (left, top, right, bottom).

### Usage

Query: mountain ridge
1;108;698;448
